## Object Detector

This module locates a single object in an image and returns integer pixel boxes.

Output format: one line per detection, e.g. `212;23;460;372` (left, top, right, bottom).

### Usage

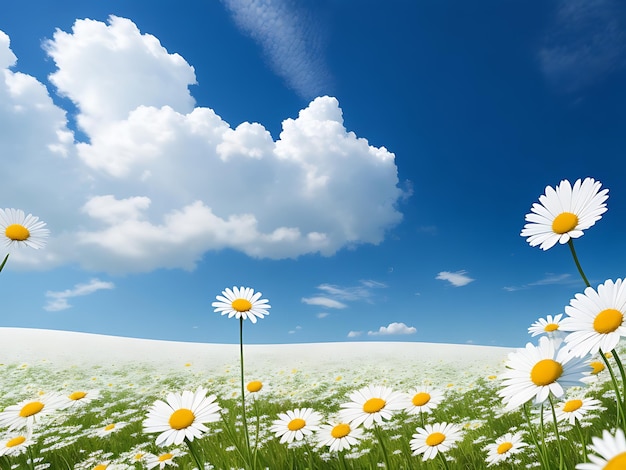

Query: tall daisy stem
373;425;391;469
523;403;549;468
574;420;588;462
0;253;8;273
437;451;450;470
185;438;205;470
600;350;625;431
567;239;590;288
548;395;565;470
239;317;253;467
612;349;626;428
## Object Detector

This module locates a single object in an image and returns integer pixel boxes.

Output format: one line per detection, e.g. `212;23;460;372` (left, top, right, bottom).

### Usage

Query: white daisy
576;429;626;469
498;336;589;411
95;421;128;437
548;396;603;426
143;387;221;447
62;389;100;409
246;380;263;394
528;314;565;338
269;407;322;444
339;385;406;429
410;422;463;461
0;208;49;249
0;393;66;430
0;431;34;456
560;279;626;358
484;431;528;466
212;286;271;323
316;421;364;452
144;448;183;469
520;178;608;250
404;386;444;415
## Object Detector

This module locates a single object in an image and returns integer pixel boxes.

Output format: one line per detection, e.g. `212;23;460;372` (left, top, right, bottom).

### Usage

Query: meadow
0;328;619;469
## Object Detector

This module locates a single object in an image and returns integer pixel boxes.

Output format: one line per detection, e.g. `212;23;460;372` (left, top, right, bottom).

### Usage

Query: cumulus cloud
220;0;331;98
301;296;347;309
44;278;114;311
0;17;404;273
367;322;416;336
436;270;475;287
539;0;626;92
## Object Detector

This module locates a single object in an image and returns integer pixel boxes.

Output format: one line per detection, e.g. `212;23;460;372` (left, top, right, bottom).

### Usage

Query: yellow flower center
5;224;30;241
425;432;446;447
551;212;578;234
363;397;386;414
158;453;173;462
331;423;351;439
593;308;624;334
19;401;44;417
232;298;252;312
544;323;559;332
530;359;563;386
287;418;306;431
497;441;513;454
412;392;431;407
606;452;626;470
104;423;115;431
590;361;605;374
562;399;583;413
247;381;263;393
169;408;195;430
6;436;26;448
69;391;87;401
93;466;108;470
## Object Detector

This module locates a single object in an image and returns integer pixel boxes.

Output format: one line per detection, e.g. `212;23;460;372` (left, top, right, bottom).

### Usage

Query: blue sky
1;0;626;347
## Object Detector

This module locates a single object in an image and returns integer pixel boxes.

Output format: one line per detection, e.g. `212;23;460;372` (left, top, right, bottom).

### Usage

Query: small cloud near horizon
44;278;114;311
347;330;362;338
368;322;417;336
436;270;475;287
301;296;347;309
503;273;576;292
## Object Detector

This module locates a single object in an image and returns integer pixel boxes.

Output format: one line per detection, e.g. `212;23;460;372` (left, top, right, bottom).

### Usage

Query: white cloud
316;312;329;319
436;270;475;287
539;0;626;92
503;273;575;292
0;17;404;273
347;330;362;338
301;296;347;309
44;278;114;311
220;0;331;98
367;322;416;336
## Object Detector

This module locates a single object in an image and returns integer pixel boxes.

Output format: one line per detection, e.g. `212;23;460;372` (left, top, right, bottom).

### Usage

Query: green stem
574;420;587;462
239;317;252;467
185;438;205;470
26;446;36;470
548;395;564;470
373;425;391;469
612;349;626;430
218;409;250;466
523;403;549;468
438;451;450;470
601;350;625;431
567;239;590;288
0;253;8;273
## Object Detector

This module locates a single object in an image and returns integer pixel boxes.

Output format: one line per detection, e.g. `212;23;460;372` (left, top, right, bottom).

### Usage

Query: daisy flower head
410;422;463;461
561;279;626;358
246;380;263;393
212;286;271;324
576;428;626;469
0;208;49;250
95;421;128;437
404;386;444;415
144;448;183;469
528;314;565;338
484;431;528;467
269;407;322;444
0;393;66;430
63;389;100;409
520;178;608;250
549;396;603;425
498;336;589;411
143;387;221;447
339;385;406;429
0;431;34;457
316;420;365;452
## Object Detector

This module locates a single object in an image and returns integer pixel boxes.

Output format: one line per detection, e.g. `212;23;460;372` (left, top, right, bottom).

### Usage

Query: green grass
0;342;621;469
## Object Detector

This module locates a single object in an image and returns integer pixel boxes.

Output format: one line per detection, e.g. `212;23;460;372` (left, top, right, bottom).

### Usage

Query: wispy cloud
539;0;626;92
368;322;417;336
503;273;577;292
436;270;475;287
301;296;347;309
220;0;332;98
303;280;387;312
44;278;114;311
347;330;362;338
